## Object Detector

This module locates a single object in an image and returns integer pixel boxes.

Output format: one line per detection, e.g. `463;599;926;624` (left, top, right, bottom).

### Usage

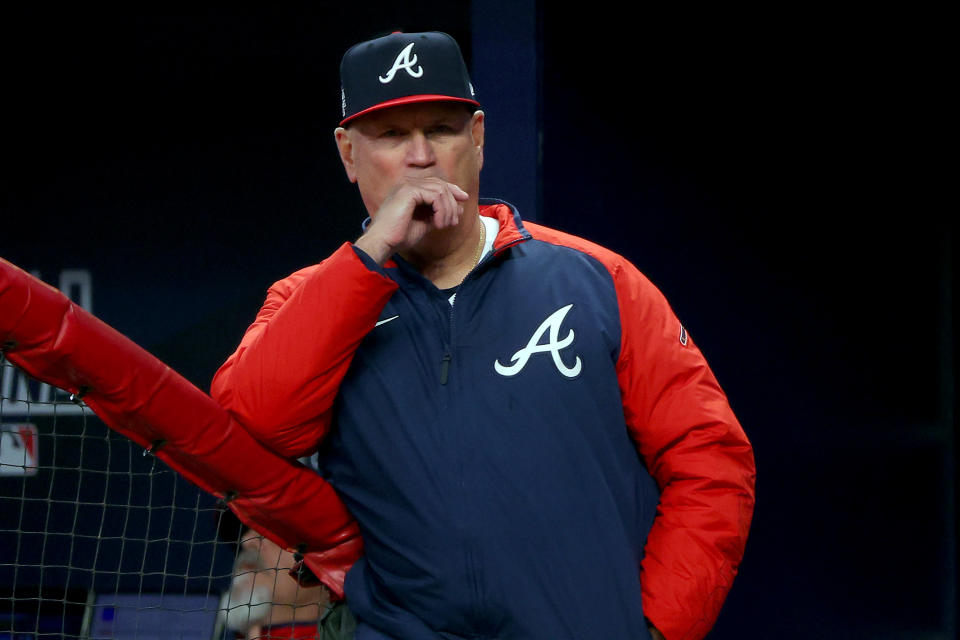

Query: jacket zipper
440;352;451;384
437;234;527;386
438;231;528;623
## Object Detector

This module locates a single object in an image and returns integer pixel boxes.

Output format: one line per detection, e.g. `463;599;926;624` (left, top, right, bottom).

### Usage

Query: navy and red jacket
212;200;756;640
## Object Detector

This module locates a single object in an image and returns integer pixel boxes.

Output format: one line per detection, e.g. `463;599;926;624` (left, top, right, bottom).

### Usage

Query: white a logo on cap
379;42;423;83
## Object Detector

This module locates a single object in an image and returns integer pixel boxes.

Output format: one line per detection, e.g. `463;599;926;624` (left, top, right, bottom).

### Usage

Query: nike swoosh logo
375;315;399;327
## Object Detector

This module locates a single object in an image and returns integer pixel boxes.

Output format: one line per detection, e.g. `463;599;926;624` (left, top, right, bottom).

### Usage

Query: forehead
351;101;473;129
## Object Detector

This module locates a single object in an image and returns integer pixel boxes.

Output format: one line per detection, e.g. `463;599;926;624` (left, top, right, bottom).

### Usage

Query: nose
405;130;436;168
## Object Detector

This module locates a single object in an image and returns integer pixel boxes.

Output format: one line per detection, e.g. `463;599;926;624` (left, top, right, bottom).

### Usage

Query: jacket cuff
293;536;365;601
350;243;392;277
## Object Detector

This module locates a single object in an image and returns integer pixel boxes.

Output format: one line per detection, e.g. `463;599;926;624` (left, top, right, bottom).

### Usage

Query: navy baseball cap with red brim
339;31;480;126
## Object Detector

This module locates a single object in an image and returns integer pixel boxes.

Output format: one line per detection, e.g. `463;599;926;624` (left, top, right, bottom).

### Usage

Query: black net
0;354;334;639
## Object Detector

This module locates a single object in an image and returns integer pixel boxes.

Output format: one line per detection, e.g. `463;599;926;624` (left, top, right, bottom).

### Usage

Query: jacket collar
478;198;532;255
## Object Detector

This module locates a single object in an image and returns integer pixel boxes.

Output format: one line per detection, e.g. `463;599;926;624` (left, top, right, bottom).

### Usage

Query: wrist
354;234;394;266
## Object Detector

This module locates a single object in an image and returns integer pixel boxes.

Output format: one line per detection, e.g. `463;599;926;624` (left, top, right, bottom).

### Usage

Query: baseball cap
339;31;480;126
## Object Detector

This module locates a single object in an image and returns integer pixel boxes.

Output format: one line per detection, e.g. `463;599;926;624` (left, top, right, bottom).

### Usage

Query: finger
446;185;462;227
422;182;448;229
450;184;470;201
438;185;458;228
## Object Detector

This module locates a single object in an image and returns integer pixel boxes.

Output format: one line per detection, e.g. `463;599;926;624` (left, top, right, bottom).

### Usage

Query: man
220;520;345;639
212;31;755;640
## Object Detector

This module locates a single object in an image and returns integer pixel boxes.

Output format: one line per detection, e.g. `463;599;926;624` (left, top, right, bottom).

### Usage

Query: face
221;531;327;631
239;532;318;607
335;101;485;218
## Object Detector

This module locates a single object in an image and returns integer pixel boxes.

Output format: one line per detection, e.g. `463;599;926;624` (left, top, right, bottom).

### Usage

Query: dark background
1;4;954;638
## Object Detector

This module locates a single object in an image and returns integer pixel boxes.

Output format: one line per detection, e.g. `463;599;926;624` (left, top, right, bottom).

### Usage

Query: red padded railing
0;257;361;598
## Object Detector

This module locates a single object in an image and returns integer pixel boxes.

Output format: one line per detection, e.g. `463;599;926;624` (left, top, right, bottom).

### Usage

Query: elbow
210;361;323;458
222;393;330;459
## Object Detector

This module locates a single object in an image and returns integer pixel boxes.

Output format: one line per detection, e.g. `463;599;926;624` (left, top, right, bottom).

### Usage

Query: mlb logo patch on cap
339;31;480;126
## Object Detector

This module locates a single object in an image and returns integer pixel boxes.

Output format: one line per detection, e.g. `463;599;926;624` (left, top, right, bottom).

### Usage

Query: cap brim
340;95;481;126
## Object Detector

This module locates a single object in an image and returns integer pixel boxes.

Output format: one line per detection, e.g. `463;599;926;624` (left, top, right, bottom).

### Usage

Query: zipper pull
440;353;452;385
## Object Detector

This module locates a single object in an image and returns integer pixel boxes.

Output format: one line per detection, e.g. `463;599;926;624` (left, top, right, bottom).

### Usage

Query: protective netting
0;355;329;639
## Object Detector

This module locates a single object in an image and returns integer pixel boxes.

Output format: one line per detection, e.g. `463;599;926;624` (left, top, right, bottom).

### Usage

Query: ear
471;110;485;170
334;127;358;183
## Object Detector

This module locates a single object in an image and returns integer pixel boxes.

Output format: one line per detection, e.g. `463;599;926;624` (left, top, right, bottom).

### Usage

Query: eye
426;124;455;136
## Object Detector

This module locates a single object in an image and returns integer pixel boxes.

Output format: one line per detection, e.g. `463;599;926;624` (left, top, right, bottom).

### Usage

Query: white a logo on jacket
379;43;423;83
495;304;582;378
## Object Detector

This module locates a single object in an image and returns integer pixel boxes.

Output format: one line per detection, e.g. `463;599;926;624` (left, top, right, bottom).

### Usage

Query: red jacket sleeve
613;260;756;640
211;242;398;457
518;222;754;638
